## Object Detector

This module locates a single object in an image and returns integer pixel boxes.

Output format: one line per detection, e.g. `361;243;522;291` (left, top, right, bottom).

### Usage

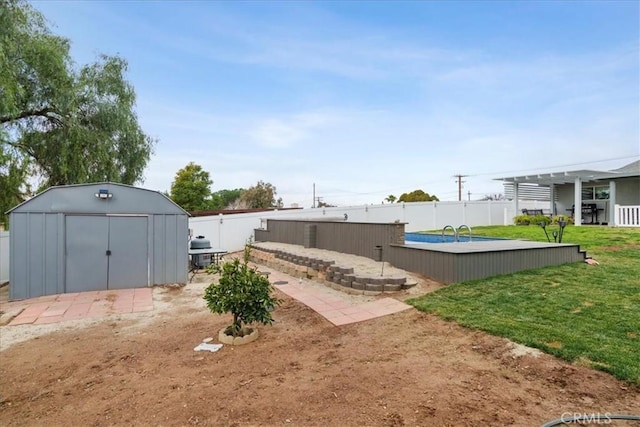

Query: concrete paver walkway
2;264;412;328
4;288;154;326
262;267;412;326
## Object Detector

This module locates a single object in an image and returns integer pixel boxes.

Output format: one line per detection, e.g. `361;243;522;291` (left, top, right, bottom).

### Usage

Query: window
582;185;609;201
595;187;610;200
581;187;594;200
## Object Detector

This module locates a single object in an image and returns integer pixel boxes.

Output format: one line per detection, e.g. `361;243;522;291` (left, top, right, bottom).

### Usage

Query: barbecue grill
568;203;602;224
190;235;212;268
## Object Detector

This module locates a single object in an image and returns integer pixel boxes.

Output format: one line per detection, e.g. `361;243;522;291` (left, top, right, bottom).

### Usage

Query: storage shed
8;182;189;300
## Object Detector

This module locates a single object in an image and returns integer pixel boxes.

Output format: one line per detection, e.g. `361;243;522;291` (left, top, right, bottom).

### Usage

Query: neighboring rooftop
495;159;640;186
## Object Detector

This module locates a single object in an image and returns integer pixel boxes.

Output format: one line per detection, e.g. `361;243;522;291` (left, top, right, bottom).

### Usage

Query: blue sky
33;1;639;206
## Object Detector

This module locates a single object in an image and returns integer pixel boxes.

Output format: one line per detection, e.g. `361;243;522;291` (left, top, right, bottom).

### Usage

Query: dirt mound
1;287;638;426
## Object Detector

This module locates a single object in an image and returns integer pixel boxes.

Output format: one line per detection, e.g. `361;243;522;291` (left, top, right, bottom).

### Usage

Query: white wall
189;200;538;253
0;231;9;283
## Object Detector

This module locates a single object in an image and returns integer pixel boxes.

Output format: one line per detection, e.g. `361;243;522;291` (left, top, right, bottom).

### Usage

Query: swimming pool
404;232;503;244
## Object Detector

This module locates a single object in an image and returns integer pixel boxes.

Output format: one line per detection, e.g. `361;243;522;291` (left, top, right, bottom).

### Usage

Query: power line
468;155;639;178
453;174;467;201
283;155;638;206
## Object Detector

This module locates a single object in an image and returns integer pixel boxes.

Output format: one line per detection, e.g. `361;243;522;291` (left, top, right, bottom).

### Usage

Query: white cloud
249;112;340;149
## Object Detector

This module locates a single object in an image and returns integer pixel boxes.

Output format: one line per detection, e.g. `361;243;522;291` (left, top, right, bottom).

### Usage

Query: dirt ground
1;263;639;426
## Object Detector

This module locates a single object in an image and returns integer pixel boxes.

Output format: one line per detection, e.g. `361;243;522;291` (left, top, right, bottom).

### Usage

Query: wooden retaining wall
255;219;405;260
386;244;586;284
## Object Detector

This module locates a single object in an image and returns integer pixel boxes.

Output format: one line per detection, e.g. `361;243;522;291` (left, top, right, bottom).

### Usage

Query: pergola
495;165;636;226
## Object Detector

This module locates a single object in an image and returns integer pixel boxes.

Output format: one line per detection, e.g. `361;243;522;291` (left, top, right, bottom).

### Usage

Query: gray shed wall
9;183;188;300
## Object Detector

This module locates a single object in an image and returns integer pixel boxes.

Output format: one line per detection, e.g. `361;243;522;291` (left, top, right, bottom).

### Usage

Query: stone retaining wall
250;246;415;296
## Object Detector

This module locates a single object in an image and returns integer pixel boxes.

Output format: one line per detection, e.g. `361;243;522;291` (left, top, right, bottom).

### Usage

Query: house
496;160;640;226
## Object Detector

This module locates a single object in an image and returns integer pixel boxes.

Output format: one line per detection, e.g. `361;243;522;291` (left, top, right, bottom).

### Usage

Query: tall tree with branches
1;0;155;226
239;181;282;209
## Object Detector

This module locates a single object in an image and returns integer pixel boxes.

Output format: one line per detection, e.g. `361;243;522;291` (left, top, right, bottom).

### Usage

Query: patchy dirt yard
1;267;639;426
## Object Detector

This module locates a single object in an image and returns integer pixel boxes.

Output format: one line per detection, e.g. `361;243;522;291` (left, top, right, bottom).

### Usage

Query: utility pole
312;183;316;208
454;174;467;201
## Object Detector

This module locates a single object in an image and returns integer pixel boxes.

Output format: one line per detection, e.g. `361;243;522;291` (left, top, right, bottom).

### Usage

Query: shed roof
8;182;189;215
494;160;640;186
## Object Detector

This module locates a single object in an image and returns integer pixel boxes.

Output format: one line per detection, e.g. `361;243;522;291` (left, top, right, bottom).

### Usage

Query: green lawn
408;225;640;384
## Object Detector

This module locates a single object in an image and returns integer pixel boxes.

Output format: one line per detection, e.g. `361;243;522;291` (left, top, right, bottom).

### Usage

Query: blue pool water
405;232;502;244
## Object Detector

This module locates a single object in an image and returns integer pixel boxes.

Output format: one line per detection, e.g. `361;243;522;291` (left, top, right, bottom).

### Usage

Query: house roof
189;207;303;217
494;160;640;186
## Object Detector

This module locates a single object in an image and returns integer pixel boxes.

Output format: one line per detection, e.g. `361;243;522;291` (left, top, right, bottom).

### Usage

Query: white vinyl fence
615;205;640;227
189;200;532;253
0;231;9;283
0;200;548;281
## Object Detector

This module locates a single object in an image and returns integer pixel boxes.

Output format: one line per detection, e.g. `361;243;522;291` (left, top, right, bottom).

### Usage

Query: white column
549;184;556;215
574;177;582;226
609;180;616;226
513;182;519;216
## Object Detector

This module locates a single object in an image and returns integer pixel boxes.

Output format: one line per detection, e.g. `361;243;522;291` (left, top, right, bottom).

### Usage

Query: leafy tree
169;162;214;211
239;180;282;209
385;195;397;203
203;243;281;337
1;0;155;224
0;147;30;227
211;188;243;209
397;189;439;203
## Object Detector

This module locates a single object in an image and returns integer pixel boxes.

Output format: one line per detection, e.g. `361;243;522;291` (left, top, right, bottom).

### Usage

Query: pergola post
549;184;556;215
513;182;519;218
574;177;582;226
609;180;616;226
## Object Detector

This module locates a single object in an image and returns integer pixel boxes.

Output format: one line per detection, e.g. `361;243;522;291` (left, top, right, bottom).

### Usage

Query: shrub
551;214;574;225
514;215;531;225
530;214;551;226
203;243;281;337
514;214;565;226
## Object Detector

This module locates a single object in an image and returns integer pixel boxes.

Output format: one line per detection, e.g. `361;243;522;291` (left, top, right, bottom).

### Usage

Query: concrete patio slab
2;288;154;326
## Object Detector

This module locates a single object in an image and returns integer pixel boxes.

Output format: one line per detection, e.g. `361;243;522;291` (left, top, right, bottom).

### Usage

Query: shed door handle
106;250;112;256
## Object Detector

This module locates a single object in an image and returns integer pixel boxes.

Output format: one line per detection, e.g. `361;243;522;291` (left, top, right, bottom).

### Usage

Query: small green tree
169;162;213;211
385;195;397;203
398;189;439;203
203;244;281;337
